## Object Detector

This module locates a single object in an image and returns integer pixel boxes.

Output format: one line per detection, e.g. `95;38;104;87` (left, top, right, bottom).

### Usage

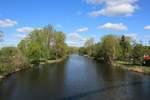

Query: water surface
0;54;150;100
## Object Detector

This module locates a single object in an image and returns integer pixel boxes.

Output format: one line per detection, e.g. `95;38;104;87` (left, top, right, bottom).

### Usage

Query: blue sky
0;0;150;47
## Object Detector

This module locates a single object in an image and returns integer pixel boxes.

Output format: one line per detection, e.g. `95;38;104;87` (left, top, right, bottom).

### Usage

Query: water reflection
0;54;150;100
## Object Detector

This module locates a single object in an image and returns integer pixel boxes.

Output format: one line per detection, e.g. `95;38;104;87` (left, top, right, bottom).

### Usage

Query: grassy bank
39;56;67;64
0;56;67;80
114;61;150;75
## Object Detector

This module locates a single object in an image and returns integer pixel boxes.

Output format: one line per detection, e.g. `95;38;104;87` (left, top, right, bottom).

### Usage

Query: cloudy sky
0;0;150;47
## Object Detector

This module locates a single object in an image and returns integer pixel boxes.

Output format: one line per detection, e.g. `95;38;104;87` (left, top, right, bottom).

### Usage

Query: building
143;56;150;66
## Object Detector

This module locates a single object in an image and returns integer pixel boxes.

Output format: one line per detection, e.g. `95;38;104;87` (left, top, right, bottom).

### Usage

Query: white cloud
0;19;17;27
67;27;89;46
76;27;89;32
144;25;150;30
90;4;136;17
87;0;138;17
98;23;127;31
17;27;34;33
125;33;137;40
86;0;137;5
67;32;87;46
68;32;86;41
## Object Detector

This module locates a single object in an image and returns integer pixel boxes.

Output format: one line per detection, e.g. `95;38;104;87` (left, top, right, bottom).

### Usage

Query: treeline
0;25;69;76
79;34;150;65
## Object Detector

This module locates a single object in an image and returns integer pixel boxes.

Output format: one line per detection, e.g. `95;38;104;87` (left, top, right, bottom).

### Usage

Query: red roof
144;56;150;60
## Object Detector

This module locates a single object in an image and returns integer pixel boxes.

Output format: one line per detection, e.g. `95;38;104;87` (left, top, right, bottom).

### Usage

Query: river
0;54;150;100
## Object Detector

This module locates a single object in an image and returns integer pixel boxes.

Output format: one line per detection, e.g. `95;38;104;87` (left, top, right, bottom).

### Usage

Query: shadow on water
61;81;150;100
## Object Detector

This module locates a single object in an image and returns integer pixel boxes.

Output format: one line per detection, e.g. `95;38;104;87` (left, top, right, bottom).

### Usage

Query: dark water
0;54;150;100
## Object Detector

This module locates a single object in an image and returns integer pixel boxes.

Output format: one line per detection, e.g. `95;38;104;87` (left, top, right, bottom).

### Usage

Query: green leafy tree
101;35;120;64
91;43;104;60
119;35;132;61
79;47;87;55
132;43;144;65
0;47;28;74
18;25;67;62
143;46;150;56
53;31;66;58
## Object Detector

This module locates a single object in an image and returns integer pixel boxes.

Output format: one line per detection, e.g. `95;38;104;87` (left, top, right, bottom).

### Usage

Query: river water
0;54;150;100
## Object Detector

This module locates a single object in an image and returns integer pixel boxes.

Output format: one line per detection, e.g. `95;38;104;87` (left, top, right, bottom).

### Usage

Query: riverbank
114;61;150;75
39;56;67;64
0;66;31;79
0;56;67;80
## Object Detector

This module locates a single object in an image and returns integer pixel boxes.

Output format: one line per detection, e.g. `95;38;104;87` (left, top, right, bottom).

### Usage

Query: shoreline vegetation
79;34;150;75
0;56;67;80
84;55;150;75
0;24;71;80
0;25;150;81
39;55;67;64
114;61;150;75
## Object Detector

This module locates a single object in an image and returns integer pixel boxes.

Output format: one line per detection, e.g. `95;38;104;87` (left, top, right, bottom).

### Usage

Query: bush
0;47;28;75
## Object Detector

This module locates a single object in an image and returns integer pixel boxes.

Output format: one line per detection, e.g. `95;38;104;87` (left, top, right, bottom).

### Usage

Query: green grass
114;61;150;75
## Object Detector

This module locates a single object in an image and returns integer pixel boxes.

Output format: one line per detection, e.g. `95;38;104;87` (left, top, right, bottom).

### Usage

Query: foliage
90;43;104;59
18;25;67;62
67;46;79;54
79;34;149;66
143;46;150;56
100;35;121;64
0;47;28;74
132;43;144;65
119;35;132;61
0;24;68;76
84;38;94;56
79;47;87;55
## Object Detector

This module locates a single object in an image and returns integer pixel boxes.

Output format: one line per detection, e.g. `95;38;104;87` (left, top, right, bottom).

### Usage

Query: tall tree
132;43;144;65
119;35;132;61
101;35;120;64
84;37;94;56
18;25;67;62
54;31;66;58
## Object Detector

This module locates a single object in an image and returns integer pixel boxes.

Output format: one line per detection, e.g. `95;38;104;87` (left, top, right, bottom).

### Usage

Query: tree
84;37;94;56
18;38;29;57
101;35;120;64
18;25;67;62
91;43;104;60
143;46;150;56
79;47;87;55
132;43;144;65
67;46;79;54
119;35;132;61
0;47;28;74
53;31;66;58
